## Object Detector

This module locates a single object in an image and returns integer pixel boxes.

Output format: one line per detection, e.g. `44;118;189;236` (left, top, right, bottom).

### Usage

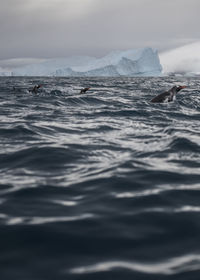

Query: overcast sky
0;0;199;65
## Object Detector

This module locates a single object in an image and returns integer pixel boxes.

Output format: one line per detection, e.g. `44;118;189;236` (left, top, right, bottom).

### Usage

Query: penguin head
176;85;186;92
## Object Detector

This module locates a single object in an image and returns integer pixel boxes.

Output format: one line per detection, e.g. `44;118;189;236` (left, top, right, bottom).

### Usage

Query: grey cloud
0;0;199;64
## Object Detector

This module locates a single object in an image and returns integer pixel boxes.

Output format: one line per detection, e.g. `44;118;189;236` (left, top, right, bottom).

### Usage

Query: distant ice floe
159;41;200;75
0;48;162;77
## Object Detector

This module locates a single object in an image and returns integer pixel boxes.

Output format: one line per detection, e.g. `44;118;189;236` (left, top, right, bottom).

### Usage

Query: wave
0;146;86;171
0;77;200;280
70;254;200;275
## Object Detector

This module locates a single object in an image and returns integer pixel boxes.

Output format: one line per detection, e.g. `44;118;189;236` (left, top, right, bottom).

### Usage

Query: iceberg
7;48;162;77
11;56;96;77
0;68;12;76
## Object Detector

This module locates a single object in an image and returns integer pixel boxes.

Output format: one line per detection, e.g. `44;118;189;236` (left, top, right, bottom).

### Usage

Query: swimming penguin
151;85;186;103
80;87;90;94
29;84;43;94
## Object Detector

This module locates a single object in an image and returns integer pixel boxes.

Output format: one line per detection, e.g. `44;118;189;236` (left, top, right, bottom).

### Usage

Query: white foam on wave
69;254;200;275
113;183;200;200
52;199;77;207
6;213;94;225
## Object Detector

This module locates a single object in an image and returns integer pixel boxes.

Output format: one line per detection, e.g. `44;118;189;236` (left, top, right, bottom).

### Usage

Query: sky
0;0;199;68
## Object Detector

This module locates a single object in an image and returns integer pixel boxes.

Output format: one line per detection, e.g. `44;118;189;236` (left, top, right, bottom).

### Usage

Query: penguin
29;84;43;94
80;87;90;94
151;85;186;103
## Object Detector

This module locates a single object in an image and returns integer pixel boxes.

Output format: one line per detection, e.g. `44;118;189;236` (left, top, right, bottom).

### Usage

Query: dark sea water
0;76;200;280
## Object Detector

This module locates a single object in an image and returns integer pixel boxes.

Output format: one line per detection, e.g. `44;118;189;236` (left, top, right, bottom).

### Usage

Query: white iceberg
12;56;96;76
9;48;162;77
0;67;12;76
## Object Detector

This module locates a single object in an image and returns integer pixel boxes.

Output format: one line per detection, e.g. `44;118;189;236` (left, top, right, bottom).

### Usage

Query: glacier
1;48;162;77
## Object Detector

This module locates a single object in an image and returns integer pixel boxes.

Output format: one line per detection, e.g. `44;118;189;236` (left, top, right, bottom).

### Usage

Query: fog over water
160;41;200;74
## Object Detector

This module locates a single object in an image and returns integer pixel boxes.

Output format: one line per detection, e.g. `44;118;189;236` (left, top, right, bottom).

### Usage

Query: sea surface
0;76;200;280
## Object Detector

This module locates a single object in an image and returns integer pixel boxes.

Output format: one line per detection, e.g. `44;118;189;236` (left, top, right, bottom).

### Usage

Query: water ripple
5;213;94;225
1;76;200;280
70;254;200;275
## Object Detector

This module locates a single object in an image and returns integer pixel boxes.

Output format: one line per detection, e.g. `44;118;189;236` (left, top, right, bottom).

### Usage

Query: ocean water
0;76;200;280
